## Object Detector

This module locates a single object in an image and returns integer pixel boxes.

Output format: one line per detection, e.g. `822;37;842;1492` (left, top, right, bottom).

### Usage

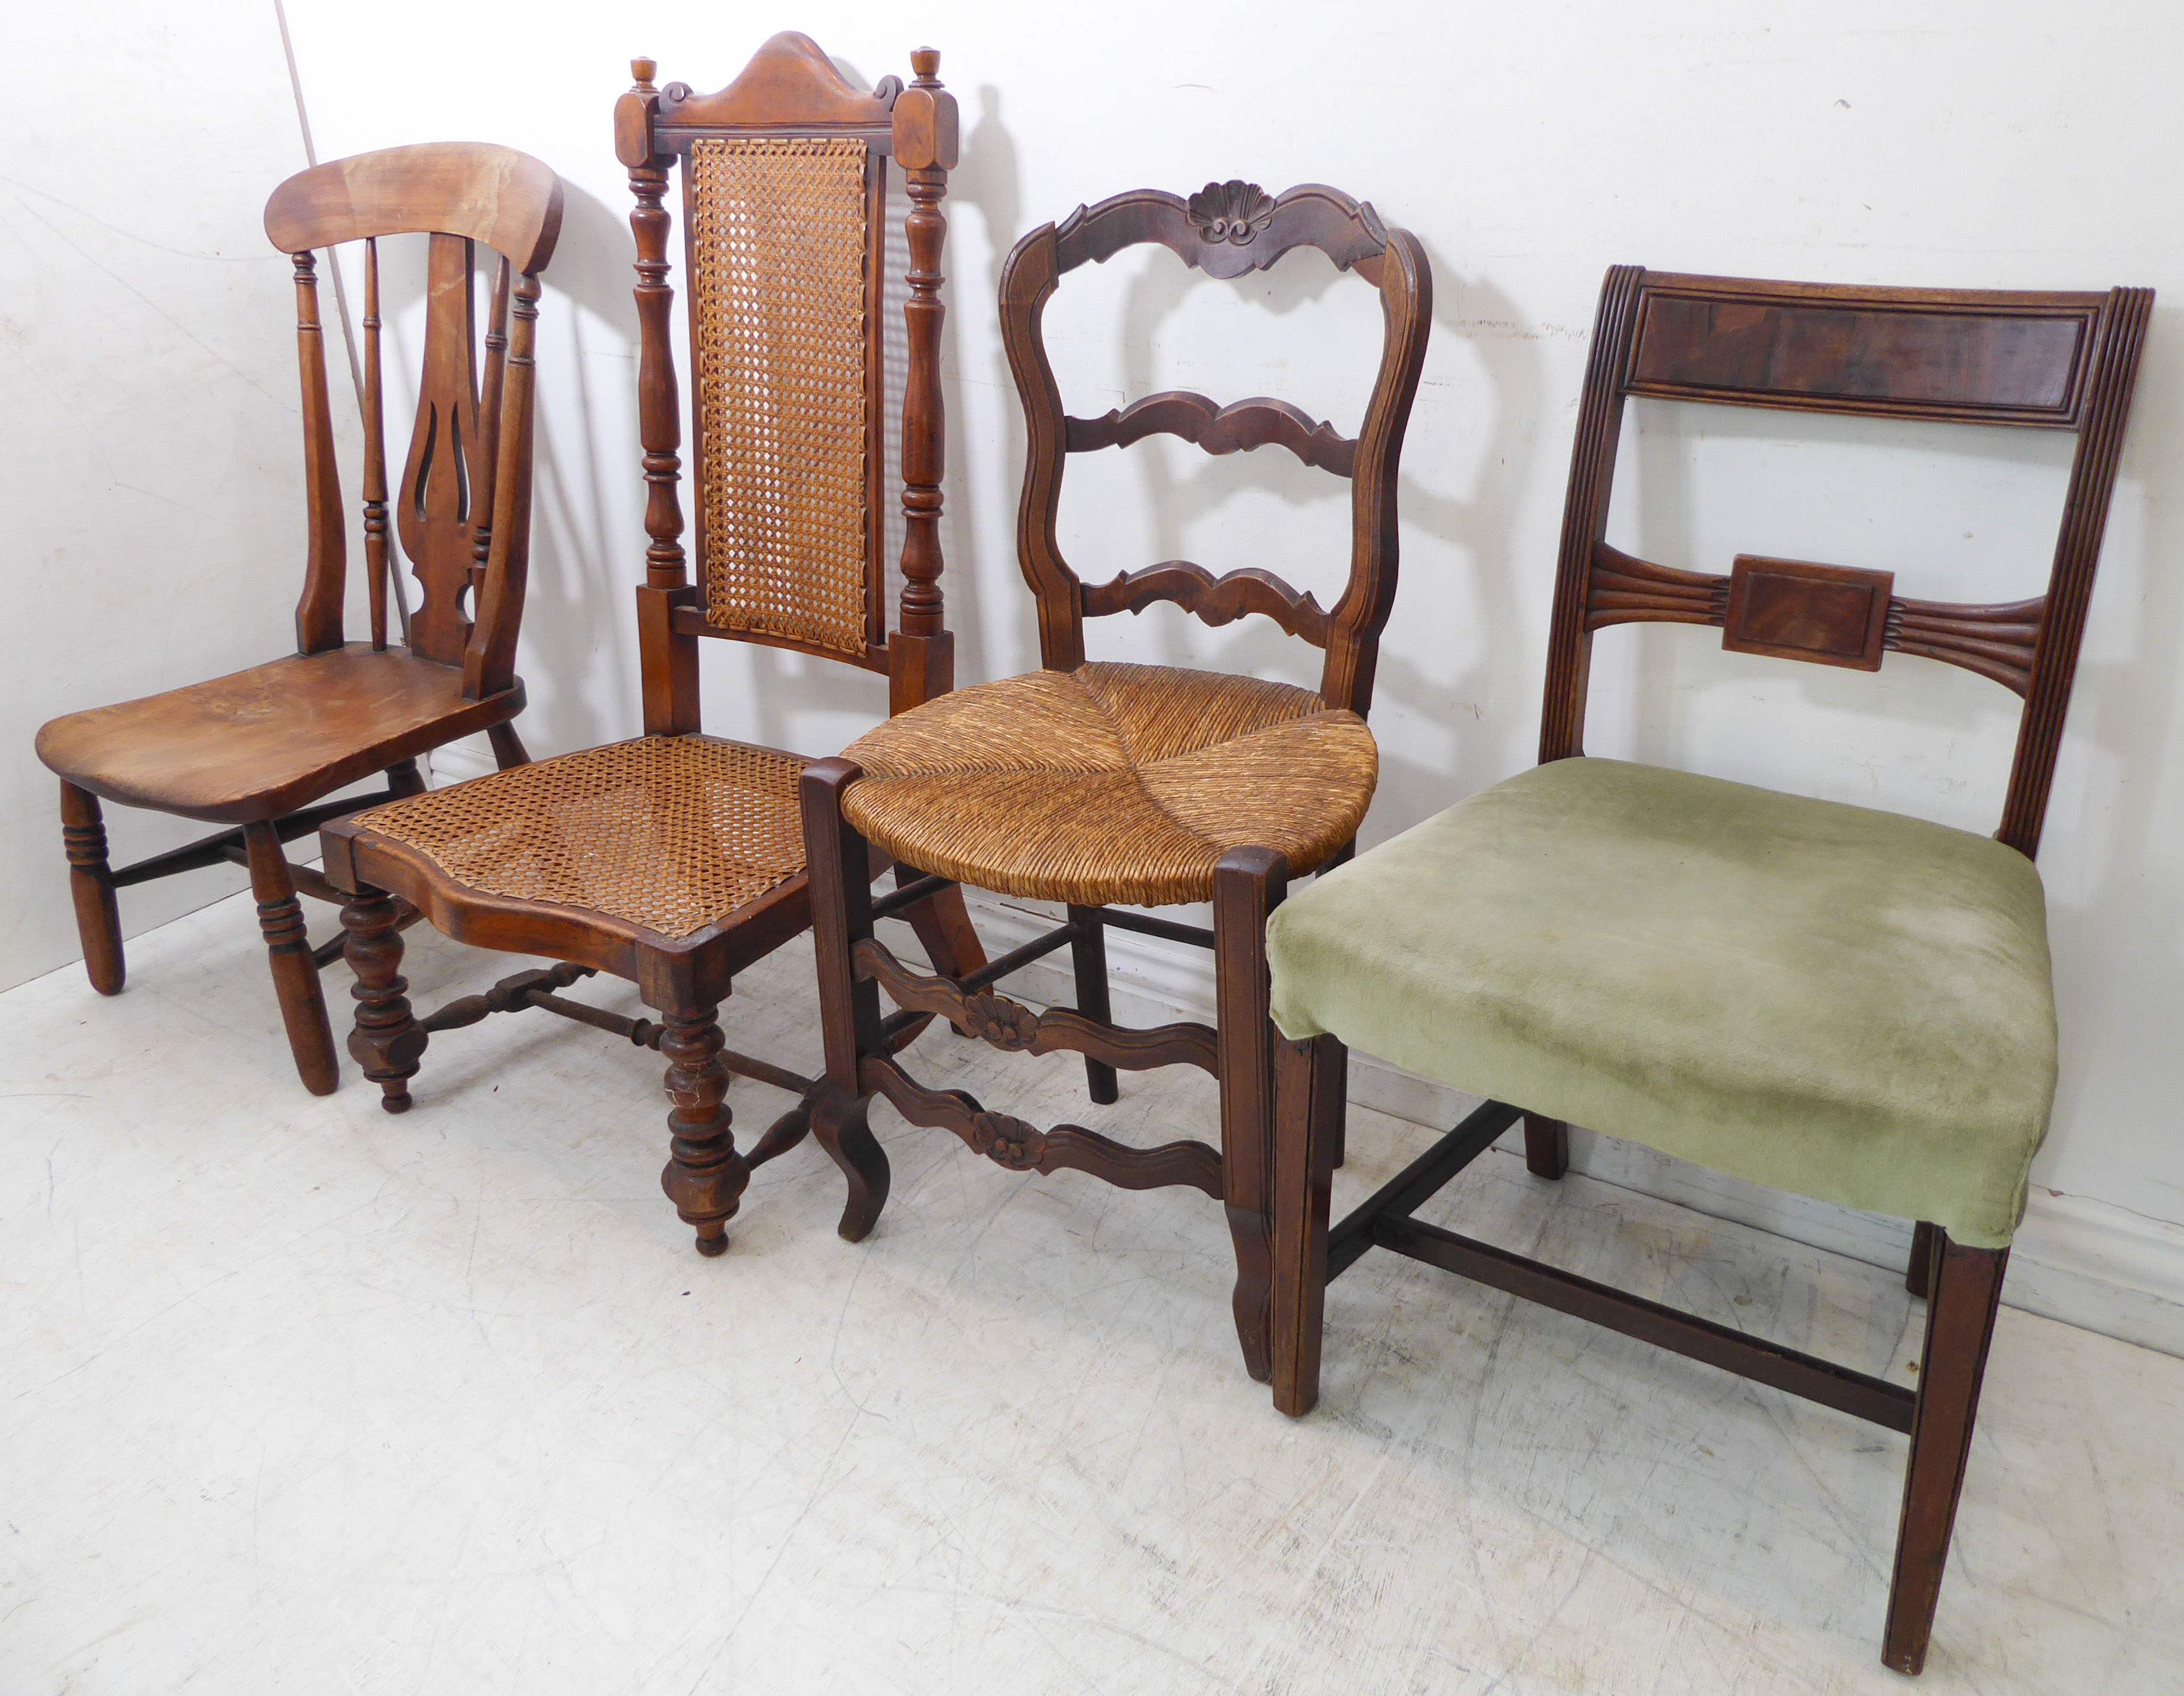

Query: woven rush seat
357;735;807;940
840;661;1377;907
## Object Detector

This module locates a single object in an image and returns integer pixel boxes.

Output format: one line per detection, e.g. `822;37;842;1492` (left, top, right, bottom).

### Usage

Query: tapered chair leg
1067;905;1119;1105
1523;1113;1569;1179
1213;846;1288;1385
341;886;425;1111
58;781;125;996
658;1006;751;1256
244;820;338;1094
486;722;530;769
802;759;894;1241
1882;1235;2009;1675
1270;1030;1344;1416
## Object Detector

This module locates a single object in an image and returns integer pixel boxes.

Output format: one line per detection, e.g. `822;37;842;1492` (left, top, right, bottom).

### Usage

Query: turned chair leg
243;820;338;1094
1907;1219;1939;1297
1213;846;1288;1385
1882;1234;2009;1675
801;759;895;1241
385;756;427;798
486;722;530;769
658;1007;752;1256
1067;905;1119;1105
1522;1113;1569;1179
58;781;125;996
1270;1030;1344;1416
341;886;426;1111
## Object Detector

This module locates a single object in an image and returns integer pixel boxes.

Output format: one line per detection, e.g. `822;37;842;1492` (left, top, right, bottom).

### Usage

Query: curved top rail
652;30;899;135
264;142;562;273
1053;182;1389;280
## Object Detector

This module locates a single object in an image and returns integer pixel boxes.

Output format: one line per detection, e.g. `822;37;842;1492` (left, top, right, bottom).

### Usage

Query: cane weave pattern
687;136;873;658
841;662;1378;907
358;735;807;940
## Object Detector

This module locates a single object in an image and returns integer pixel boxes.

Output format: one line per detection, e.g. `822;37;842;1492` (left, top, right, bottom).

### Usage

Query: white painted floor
3;890;2179;1694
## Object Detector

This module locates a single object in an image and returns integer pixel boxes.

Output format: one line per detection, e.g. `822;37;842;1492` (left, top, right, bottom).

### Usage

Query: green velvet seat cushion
1266;757;2056;1249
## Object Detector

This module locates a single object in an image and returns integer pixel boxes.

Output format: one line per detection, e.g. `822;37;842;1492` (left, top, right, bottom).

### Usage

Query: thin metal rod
1093;907;1216;950
1327;1098;1521;1279
1375;1214;1917;1433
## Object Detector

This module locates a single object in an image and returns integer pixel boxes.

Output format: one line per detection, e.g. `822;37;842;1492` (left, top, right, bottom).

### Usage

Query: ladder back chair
35;143;562;1092
323;35;984;1256
800;181;1430;1384
1261;268;2152;1673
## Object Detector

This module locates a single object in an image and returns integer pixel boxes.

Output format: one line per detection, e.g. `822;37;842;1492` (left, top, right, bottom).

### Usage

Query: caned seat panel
355;735;807;940
840;662;1378;908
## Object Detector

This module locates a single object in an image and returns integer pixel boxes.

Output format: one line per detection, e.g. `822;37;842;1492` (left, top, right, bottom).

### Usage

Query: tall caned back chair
35;143;561;1093
799;182;1430;1385
323;35;983;1257
1261;269;2152;1673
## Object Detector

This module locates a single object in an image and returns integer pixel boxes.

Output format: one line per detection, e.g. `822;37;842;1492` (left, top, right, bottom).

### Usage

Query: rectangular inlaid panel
1721;555;1893;671
1627;290;2095;426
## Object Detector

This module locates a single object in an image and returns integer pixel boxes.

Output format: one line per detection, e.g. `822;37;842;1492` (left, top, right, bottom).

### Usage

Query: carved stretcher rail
860;1051;1224;1198
852;937;1219;1072
1082;561;1330;646
1066;391;1357;476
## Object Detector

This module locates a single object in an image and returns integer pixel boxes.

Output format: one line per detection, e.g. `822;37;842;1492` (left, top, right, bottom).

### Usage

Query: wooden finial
911;47;940;81
630;57;657;87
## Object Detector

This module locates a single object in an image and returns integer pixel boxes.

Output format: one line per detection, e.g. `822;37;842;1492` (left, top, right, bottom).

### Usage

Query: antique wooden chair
34;143;562;1093
799;181;1430;1383
1259;269;2152;1672
322;36;984;1256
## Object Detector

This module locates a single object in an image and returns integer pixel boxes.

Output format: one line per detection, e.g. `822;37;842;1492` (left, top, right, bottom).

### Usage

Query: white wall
12;4;2183;1332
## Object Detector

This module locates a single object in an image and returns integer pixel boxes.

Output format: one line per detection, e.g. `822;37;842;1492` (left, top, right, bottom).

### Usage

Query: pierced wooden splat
860;1049;1225;1198
1066;392;1356;475
397;233;486;665
1082;561;1331;646
1722;554;1894;671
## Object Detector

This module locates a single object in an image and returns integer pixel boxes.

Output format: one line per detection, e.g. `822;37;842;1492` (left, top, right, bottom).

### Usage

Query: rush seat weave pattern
687;136;873;658
841;662;1377;907
357;735;807;940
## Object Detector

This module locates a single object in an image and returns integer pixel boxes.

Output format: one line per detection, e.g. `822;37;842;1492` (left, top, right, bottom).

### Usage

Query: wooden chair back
263;142;564;700
998;183;1432;717
1543;268;2153;855
614;33;960;734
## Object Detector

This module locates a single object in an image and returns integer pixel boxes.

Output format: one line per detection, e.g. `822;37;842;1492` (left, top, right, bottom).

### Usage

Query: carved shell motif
1187;180;1276;246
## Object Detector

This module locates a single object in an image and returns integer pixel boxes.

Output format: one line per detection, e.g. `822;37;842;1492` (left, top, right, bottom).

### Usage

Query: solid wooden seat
33;141;561;1094
37;646;523;825
324;37;987;1258
843;663;1376;908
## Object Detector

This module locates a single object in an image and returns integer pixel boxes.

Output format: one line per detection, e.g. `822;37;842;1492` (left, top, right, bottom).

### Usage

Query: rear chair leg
1882;1236;2009;1675
1523;1113;1569;1179
386;756;427;798
658;1006;751;1256
244;820;338;1094
1214;846;1288;1385
59;781;125;996
341;886;425;1111
1067;905;1119;1105
1907;1219;1939;1297
486;723;530;770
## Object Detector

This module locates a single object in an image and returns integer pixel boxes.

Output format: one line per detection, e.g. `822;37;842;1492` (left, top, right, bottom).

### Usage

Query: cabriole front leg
658;1007;750;1256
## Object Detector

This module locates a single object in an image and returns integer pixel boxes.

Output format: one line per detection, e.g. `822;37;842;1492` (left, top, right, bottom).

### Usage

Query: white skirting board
949;889;2184;1361
425;734;2184;1360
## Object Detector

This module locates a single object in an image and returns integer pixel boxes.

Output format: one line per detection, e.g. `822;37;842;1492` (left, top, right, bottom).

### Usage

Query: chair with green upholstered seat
1258;267;2151;1675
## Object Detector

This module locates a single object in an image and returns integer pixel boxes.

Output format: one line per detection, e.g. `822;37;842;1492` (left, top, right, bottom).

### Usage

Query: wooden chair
321;36;985;1256
34;143;562;1092
799;181;1430;1383
1260;269;2153;1672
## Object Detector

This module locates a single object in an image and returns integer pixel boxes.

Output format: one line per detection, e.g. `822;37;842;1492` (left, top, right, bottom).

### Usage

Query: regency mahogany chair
35;143;562;1092
1259;268;2152;1672
322;36;984;1256
798;181;1430;1384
